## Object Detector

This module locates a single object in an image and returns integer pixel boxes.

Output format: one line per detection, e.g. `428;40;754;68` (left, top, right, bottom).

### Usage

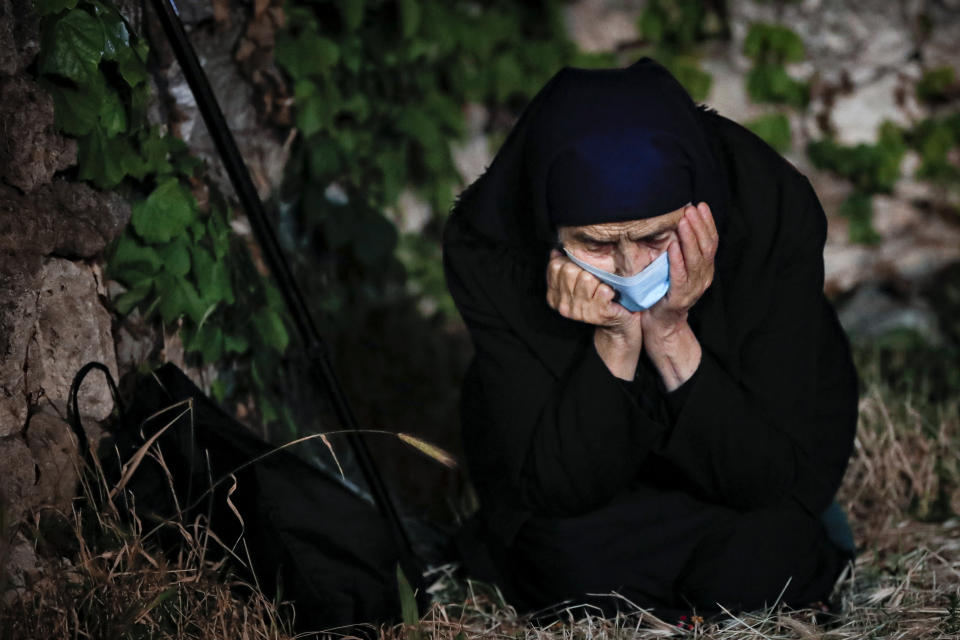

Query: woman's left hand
642;201;718;341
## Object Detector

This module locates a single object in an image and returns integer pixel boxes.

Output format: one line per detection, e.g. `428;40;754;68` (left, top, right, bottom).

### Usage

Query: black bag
69;361;425;634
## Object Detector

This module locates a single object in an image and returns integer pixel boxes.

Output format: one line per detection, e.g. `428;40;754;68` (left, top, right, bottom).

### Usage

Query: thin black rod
148;0;414;558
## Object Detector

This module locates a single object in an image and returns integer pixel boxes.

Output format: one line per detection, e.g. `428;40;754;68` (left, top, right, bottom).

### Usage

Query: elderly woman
442;58;858;621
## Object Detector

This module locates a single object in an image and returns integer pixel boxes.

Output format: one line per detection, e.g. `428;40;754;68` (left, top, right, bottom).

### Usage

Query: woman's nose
613;242;654;277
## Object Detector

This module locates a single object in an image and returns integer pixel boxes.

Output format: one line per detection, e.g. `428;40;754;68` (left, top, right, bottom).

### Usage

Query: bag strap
67;361;125;458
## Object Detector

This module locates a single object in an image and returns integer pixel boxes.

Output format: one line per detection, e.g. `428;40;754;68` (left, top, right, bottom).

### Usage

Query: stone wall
560;0;960;345
0;0;127;530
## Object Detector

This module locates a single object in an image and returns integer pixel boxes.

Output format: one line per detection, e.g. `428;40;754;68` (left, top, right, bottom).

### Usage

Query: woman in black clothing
443;57;858;621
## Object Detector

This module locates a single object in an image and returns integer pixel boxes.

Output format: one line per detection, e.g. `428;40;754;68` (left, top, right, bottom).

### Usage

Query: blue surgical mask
561;248;670;312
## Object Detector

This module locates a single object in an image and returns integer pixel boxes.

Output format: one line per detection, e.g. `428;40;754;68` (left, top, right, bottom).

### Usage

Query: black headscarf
449;57;729;253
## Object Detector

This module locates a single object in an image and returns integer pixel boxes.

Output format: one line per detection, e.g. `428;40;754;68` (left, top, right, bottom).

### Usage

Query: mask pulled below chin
561;249;670;312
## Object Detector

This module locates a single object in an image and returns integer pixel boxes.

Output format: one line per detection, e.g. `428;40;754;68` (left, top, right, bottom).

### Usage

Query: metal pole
147;0;415;560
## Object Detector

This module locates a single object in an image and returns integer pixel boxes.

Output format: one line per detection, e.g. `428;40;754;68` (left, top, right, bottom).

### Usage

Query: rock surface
0;0;39;77
0;77;77;193
0;181;131;258
25;411;80;513
0;253;41;437
25;259;119;422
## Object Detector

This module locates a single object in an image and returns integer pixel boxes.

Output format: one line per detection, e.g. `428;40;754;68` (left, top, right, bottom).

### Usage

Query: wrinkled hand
546;249;643;379
546;248;636;331
643;202;718;340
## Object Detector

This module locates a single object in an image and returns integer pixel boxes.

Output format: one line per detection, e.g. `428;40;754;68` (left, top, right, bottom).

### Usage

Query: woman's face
557;206;686;277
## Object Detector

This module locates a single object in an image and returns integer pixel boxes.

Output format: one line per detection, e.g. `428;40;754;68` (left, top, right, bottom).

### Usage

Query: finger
667;239;687;290
677;212;703;268
550;248;563;261
573;268;602;305
688;204;715;259
697;202;718;242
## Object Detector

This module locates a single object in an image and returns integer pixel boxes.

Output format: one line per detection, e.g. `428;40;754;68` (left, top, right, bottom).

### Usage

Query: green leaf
155;272;205;324
44;77;103;136
745;112;792;153
396;564;421;640
77;127;132;188
275;32;340;80
40;9;106;84
139;129;175;175
398;0;420;39
99;86;127;136
224;333;249;355
296;93;332;137
158;238;191;277
128;83;151;136
192;245;234;305
111;233;162;274
308;137;343;179
840;192;880;245
252;307;289;353
116;45;148;87
131;177;197;243
492;52;523;103
185;321;224;364
39;0;78;16
94;2;130;61
112;281;153;314
207;212;232;259
638;9;664;44
210;378;227;401
339;0;365;32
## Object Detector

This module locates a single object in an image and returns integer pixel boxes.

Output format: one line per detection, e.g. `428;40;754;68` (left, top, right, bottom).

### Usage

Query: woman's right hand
546;249;644;379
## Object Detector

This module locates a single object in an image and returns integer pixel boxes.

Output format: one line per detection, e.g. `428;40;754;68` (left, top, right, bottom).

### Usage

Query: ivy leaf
112;281;153;314
40;9;106;84
398;0;420;39
44;77;103;136
93;2;130;61
39;0;78;16
308;137;343;179
340;35;364;74
77;127;132;188
185;322;224;364
340;93;370;122
158;237;191;277
99;85;127;136
155;272;205;324
296;93;331;137
275;32;340;80
192;245;234;305
339;0;365;32
134;35;149;62
131;177;197;243
139;129;175;175
206;211;231;259
111;232;162;274
224;333;249;355
116;45;148;87
252;307;289;353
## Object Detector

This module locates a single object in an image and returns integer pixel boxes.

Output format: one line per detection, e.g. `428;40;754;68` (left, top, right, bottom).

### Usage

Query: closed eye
639;233;671;244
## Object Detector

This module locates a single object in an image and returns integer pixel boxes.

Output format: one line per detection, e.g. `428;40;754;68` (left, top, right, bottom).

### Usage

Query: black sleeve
445;236;669;520
650;176;858;516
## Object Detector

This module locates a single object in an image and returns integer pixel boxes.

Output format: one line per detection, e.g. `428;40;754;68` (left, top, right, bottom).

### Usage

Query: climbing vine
274;0;616;326
36;0;292;426
635;0;722;102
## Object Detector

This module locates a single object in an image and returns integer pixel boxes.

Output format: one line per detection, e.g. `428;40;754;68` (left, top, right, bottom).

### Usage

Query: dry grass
3;352;959;639
0;459;298;639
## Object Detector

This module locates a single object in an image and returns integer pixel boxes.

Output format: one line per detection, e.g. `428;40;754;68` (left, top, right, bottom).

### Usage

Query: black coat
443;104;859;616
